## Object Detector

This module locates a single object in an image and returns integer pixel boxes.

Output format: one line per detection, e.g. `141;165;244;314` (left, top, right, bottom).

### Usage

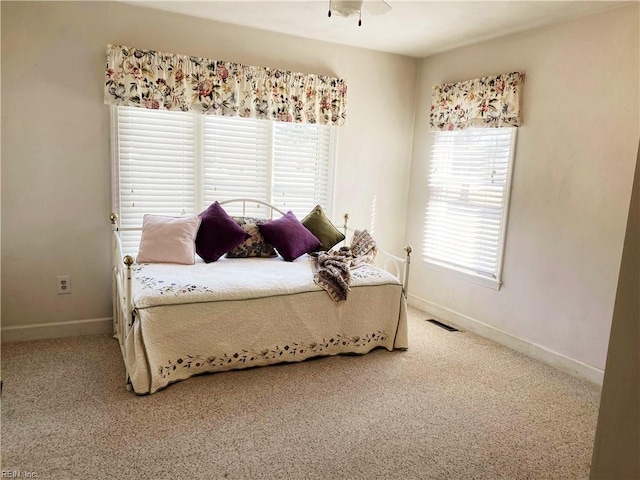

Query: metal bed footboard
110;213;134;390
341;214;412;296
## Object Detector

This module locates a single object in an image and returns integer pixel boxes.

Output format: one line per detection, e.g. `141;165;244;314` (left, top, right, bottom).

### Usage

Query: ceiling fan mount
328;0;391;27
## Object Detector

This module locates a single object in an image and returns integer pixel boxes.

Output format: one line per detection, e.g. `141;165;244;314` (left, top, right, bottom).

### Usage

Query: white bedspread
131;255;397;308
125;255;408;394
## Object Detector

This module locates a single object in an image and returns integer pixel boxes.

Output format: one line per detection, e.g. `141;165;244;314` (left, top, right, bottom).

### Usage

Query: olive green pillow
301;205;345;251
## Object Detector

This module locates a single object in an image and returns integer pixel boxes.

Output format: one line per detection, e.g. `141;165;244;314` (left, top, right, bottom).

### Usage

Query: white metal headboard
218;198;287;218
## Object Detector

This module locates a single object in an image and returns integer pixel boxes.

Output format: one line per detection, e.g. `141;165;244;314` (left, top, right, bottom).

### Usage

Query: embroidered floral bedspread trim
159;331;389;381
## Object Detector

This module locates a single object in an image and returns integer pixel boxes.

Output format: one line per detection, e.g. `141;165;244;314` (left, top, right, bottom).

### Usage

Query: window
112;106;336;255
423;127;516;289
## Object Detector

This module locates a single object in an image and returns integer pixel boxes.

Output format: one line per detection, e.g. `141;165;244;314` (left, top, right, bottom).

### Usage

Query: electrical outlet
57;275;71;295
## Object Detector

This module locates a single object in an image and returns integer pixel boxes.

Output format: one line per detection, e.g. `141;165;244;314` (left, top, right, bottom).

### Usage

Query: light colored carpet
1;307;601;479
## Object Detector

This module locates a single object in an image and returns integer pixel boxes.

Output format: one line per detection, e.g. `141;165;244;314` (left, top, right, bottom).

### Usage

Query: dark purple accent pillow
258;211;322;261
196;201;250;263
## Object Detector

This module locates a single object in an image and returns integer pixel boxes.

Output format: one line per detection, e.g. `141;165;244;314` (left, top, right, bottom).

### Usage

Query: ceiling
127;1;630;58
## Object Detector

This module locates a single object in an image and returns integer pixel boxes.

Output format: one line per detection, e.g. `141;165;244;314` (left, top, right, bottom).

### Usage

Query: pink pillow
136;214;201;264
259;211;322;261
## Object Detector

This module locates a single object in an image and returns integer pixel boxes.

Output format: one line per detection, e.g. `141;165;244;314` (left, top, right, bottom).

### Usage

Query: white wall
0;1;416;338
406;4;639;377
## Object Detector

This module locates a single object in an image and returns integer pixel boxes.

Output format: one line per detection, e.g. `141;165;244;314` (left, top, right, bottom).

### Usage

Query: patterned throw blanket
311;230;378;303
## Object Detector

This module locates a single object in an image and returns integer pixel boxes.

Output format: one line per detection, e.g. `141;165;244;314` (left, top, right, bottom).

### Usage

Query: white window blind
116;107;196;254
423;127;516;288
202;115;271;217
272;122;334;214
112;107;335;255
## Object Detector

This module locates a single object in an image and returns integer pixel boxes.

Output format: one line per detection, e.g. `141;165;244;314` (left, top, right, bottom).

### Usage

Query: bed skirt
124;284;407;394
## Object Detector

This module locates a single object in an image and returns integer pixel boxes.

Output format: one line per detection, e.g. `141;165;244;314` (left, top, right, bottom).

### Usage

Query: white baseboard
1;317;113;343
408;294;605;386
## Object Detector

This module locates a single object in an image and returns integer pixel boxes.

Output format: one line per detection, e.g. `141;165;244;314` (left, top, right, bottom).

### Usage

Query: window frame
423;127;518;290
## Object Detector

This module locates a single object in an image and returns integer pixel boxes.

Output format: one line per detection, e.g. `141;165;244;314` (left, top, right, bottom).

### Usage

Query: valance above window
104;44;347;126
430;72;523;131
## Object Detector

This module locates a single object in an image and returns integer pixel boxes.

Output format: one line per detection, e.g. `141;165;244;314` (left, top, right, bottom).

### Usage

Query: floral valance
104;44;347;126
430;72;523;131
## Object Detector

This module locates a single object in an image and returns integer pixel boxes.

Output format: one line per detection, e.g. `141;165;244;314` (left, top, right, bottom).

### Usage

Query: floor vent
427;319;459;332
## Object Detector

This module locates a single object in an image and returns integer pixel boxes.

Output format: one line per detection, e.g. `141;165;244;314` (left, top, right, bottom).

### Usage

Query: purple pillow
196;202;250;263
258;211;322;261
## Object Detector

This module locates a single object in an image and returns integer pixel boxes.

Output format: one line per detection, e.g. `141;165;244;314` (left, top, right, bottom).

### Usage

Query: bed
110;199;411;394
